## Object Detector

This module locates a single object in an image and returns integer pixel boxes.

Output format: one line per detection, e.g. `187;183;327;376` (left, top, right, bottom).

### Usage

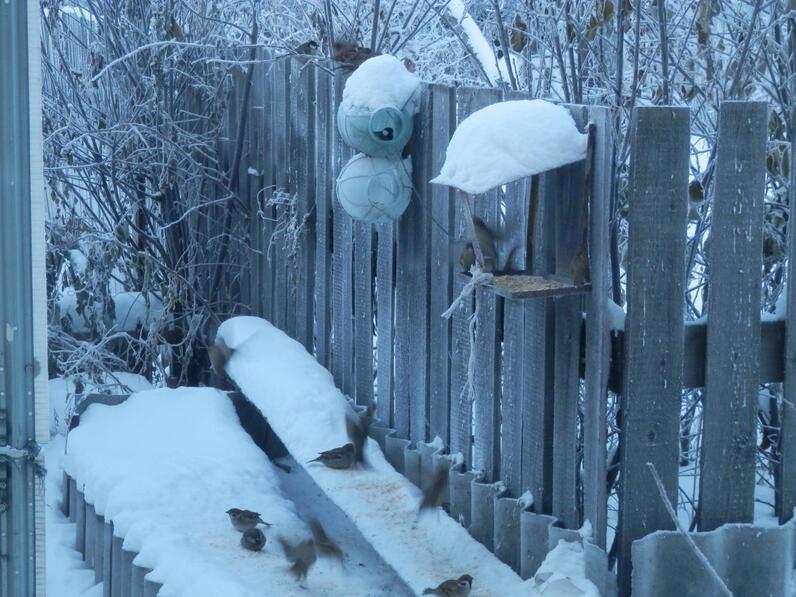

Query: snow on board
218;316;532;596
431;99;588;195
62;387;396;596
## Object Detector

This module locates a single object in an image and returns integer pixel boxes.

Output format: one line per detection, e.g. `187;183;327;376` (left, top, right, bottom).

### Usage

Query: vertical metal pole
0;1;49;595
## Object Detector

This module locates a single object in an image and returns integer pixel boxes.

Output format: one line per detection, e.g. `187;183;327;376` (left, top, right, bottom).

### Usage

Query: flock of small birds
211;336;473;594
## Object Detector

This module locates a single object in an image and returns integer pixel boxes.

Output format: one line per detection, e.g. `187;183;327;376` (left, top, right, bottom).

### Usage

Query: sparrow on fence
460;217;498;273
279;536;317;581
422;574;474;596
309;518;344;561
240;527;266;551
226;508;272;532
208;337;234;379
307;443;356;470
569;248;589;286
346;404;374;465
418;466;449;513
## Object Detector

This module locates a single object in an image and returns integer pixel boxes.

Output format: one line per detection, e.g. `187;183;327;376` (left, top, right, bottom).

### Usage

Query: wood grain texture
395;85;432;441
699;101;768;531
331;71;354;395
376;222;395;426
313;65;334;367
780;105;796;524
271;59;290;332
258;53;275;320
582;106;613;548
617;106;690;596
428;84;455;445
456;86;502;481
353;220;374;407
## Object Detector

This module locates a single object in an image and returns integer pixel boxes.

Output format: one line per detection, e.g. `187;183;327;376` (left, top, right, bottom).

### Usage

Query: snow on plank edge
220;316;528;597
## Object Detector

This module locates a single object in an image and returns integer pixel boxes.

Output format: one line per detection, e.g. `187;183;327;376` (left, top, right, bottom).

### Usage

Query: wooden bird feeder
455;122;597;300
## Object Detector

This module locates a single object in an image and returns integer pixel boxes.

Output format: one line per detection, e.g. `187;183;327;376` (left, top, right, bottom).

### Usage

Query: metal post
0;1;49;595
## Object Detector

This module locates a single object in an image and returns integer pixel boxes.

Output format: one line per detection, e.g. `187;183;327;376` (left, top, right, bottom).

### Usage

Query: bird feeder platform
487;274;591;300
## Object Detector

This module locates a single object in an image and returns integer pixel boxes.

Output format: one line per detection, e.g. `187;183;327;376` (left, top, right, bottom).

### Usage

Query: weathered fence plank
781;106;796;524
291;60;316;351
270;59;290;332
428;84;455;445
258;53;275;321
313;66;334;366
583;105;613;548
331;71;354;395
456;86;502;481
700;101;768;531
618;106;690;595
395;85;432;441
551;106;588;529
353;221;374;407
376;222;395;425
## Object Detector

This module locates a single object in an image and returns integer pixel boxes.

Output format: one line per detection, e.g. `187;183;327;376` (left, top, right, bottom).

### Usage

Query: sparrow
309;518;344;561
511;14;529;53
423;574;474;596
240;527;266;551
333;41;379;69
569;249;589;285
208;336;234;379
307;443;356;470
346;404;374;465
419;466;449;513
460;217;498;273
278;536;317;581
226;508;271;532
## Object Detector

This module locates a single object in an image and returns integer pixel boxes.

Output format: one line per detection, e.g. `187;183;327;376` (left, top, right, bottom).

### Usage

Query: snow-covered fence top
224;54;795;597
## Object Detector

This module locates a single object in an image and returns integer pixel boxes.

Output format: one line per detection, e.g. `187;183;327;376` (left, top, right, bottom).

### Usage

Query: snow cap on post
431;99;588;194
337;54;421;158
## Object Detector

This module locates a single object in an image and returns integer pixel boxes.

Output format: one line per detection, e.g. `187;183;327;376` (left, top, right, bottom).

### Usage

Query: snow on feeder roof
431;99;588;195
340;54;421;113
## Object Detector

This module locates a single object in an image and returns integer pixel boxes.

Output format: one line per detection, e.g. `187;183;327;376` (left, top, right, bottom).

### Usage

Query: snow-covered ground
53;386;410;596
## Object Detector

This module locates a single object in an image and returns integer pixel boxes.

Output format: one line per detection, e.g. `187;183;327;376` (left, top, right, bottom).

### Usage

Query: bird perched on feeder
333;40;379;69
307;442;356;470
418;466;449;513
226;508;271;532
240;527;266;552
279;536;317;581
309;518;344;561
423;574;474;596
208;336;234;380
460;217;499;274
346;404;374;465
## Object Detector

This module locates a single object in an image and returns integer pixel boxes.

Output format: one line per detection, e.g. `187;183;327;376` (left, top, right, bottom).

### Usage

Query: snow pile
341;54;421;113
607;300;626;332
431;100;588;195
59;289;163;335
62;387;383;596
219;316;528;596
530;539;601;596
447;0;514;86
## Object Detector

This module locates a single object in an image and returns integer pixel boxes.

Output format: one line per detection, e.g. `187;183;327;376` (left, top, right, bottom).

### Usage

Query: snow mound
62;387;378;596
530;539;601;596
219;316;529;597
341;54;421;114
431;100;588;195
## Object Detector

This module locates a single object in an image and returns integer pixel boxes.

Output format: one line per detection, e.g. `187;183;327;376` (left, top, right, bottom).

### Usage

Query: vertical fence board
353;221;374;406
271;59;290;331
522;173;556;512
583;106;613;548
618;106;690;595
259;53;275;321
314;65;334;366
331;71;354;395
291;60;316;351
700;101;768;531
428;84;455;445
780;105;796;524
376;222;395;425
394;85;432;441
456;86;502;481
551;106;588;529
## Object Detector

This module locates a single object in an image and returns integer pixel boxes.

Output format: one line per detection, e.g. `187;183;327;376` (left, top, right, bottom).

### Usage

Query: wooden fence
227;54;795;595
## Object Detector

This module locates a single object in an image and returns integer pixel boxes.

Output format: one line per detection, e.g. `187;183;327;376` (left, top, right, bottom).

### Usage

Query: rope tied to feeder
440;266;493;320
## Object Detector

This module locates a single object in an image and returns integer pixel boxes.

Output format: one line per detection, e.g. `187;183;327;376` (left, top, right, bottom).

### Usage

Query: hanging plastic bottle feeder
335;154;413;223
337;104;415;158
